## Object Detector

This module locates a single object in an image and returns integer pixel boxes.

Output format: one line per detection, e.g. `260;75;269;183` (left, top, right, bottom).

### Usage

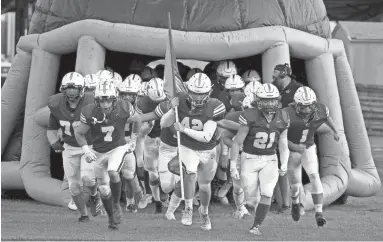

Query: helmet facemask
95;96;117;115
62;85;84;104
257;97;279;114
216;73;228;87
187;90;210;108
119;92;137;104
227;88;243;98
295;102;316;119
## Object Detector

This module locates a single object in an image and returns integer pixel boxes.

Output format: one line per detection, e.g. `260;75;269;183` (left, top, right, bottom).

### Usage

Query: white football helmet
147;78;167;102
94;80;118;113
216;60;237;86
242;95;255;109
242;69;261;83
118;74;142;103
60;72;85;102
244;81;262;97
256;83;280;114
294;86;317;118
225;74;245;90
186;68;203;81
112;72;123;87
187;73;212;107
84;74;100;91
98;70;114;82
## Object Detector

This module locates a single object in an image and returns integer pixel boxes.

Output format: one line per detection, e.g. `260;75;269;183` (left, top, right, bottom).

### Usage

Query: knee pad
121;169;135;180
81;176;96;187
290;182;302;192
99;185;111;197
108;170;120;182
149;177;160;186
309;173;323;193
233;186;243;194
199;183;211;193
69;183;82;196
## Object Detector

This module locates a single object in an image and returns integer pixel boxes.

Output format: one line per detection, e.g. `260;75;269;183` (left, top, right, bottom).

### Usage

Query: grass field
2;137;383;241
2;183;383;241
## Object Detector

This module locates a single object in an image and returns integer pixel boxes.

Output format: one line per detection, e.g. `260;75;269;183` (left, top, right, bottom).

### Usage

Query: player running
285;86;339;227
74;78;142;230
230;83;290;236
161;73;226;231
47;72;102;222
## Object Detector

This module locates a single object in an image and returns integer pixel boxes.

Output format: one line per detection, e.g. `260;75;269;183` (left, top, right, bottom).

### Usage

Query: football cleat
199;207;212;231
315;212;327;227
165;211;176;220
68;199;78;211
78;215;89;222
249;226;262;235
112;203;123;224
155;201;163;214
291;203;301;221
126;204;138;213
181;208;193;226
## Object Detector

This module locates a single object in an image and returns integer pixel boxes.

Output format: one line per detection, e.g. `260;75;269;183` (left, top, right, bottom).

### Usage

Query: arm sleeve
183;120;217;143
48;113;60;130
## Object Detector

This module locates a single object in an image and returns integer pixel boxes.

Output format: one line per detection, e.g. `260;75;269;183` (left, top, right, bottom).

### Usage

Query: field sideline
2;184;383;241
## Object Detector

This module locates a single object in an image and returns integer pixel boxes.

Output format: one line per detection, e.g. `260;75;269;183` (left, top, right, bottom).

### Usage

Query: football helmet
187;73;212;108
94;80;118;114
186;68;203;81
242;95;255;109
84;74;100;91
216;60;237;86
241;69;261;83
118;74;142;103
138;82;148;96
98;70;114;82
112;72;123;87
147;78;167;102
60;72;85;102
244;81;262;97
294;86;317;118
225;74;245;91
256;83;280;114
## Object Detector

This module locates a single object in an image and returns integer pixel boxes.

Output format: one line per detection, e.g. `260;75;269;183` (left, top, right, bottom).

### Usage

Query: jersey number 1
253;132;276;149
299;129;309;143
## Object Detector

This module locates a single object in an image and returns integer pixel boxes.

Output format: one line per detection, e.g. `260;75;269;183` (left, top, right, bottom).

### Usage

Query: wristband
82;145;91;153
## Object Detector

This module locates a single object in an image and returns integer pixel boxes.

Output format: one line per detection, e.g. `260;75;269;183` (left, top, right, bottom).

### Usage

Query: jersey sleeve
47;93;61;111
212;100;226;121
80;104;94;125
238;110;251;126
154;101;170;118
47;113;60;130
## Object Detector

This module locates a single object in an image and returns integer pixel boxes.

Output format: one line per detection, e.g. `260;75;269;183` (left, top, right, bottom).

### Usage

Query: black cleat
315;212;327;227
112;203;123;224
155;201;163;214
78;215;90;222
291;203;301;221
126;204;138;213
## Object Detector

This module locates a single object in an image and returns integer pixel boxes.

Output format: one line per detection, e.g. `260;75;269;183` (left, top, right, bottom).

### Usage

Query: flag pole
168;12;185;200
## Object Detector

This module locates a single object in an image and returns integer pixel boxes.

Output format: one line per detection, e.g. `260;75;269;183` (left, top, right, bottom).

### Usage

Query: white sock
314;204;323;213
185;199;193;210
200;205;208;215
167;193;181;214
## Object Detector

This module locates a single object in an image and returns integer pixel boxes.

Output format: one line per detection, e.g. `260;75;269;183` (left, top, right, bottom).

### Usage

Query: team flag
163;13;188;99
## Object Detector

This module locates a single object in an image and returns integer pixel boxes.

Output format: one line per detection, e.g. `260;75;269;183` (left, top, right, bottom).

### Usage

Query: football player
136;77;168;213
141;66;158;82
230;83;290;235
161;73;226;231
285;86;339;227
47;72;102;222
224;74;246;113
74;78;142;230
220;95;255;218
212;60;238;111
117;74;147;213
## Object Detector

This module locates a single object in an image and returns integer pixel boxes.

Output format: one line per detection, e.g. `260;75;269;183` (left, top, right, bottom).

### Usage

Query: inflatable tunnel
1;1;380;208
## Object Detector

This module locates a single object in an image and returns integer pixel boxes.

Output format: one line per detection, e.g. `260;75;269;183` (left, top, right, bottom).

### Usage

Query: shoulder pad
209;98;226;119
47;93;63;110
81;103;96;120
316;103;330;118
